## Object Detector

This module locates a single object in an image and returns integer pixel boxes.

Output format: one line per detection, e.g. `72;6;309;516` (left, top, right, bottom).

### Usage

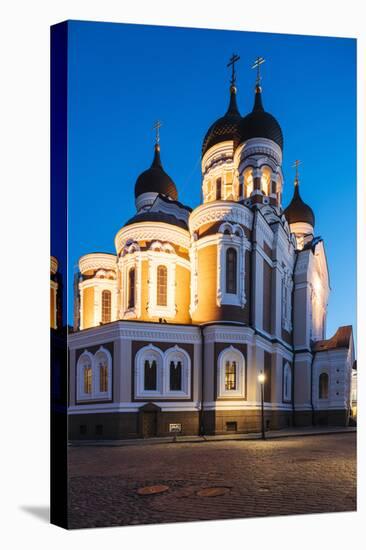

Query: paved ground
68;432;356;529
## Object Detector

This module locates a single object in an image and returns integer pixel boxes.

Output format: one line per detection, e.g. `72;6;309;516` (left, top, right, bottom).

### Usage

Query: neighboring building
351;362;357;420
68;67;355;440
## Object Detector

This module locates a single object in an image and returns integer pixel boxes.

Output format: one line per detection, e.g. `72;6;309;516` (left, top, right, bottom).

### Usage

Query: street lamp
258;371;265;440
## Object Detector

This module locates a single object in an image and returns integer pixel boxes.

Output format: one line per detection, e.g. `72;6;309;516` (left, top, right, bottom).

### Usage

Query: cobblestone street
68;433;356;529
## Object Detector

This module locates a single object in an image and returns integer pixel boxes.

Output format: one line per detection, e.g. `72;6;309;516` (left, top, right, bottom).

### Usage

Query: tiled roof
312;325;352;352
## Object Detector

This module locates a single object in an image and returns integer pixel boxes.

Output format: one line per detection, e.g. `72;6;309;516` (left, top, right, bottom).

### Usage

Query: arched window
319;373;329;399
261;166;271;196
157;265;167;306
217;346;245;398
283;363;292;401
99;360;108;393
144;359;157;391
101;290;111;323
128;267;135;309
84;365;92;394
226;248;237;294
170;360;182;391
216;178;222;200
225;360;237;390
244;168;253;198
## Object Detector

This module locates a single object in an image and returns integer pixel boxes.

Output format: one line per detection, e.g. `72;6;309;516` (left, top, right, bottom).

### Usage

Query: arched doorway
139;403;161;438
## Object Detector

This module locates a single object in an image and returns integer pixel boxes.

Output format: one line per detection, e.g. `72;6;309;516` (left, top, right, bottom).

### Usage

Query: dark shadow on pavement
20;506;49;523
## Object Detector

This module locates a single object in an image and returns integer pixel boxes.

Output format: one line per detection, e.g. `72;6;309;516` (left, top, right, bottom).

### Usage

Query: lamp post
258;371;265;440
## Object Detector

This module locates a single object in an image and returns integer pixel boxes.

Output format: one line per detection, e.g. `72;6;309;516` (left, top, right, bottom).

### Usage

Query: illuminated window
226;248;237;294
83;366;92;394
216;178;222;200
157;265;167;306
99;362;108;393
128;267;135;309
144;360;157;391
170;360;182;391
261;167;271;196
319;373;329;399
101;290;111;323
225;361;237;390
244;168;253;198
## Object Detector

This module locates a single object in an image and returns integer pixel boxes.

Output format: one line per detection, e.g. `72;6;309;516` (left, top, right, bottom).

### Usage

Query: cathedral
66;58;355;440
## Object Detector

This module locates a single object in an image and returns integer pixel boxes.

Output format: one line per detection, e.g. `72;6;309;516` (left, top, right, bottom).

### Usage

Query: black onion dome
240;86;283;150
134;144;178;200
202;86;242;156
284;183;315;226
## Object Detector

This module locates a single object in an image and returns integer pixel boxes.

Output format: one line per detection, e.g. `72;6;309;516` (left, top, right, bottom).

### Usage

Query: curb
69;428;356;448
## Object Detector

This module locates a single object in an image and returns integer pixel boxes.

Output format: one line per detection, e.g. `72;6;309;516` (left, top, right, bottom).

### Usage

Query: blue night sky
67;20;356;339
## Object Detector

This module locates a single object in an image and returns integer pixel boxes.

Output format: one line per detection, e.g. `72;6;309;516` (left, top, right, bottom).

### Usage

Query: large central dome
202;85;242;156
240;85;283;150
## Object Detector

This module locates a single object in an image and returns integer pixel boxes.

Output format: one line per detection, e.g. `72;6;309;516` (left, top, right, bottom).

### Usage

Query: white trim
189;201;253;233
79;253;117;274
115;221;190;254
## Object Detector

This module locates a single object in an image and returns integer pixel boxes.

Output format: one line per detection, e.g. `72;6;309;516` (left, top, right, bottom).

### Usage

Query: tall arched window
101;290;111;323
217;346;246;398
226;248;237;294
170;360;182;391
128;267;135;309
144;359;157;391
319;373;329;399
157;265;167;306
216;178;222;200
99;360;108;393
225;360;237;390
283;362;292;401
83;365;92;394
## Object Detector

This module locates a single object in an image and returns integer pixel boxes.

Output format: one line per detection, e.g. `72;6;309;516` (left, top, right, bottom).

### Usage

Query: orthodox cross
153;120;162;144
227;53;240;86
292;159;302;184
252;56;265;86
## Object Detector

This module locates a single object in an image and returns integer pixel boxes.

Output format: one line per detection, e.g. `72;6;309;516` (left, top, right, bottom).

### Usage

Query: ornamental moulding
115;223;190;253
189;203;253;233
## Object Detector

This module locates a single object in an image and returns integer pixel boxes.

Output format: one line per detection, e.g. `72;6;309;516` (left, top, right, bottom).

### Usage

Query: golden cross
227;53;240;86
292;159;302;183
153;120;162;144
251;56;265;86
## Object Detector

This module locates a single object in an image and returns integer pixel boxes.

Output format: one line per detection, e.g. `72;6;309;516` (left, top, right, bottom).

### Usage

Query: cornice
189;201;253;233
79;253;117;274
115;222;190;253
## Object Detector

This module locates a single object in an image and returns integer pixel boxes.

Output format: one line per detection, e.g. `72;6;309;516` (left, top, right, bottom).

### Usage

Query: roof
240;86;283;150
134;144;178;200
202;85;242;156
284;182;315;226
124;210;188;230
312;326;353;352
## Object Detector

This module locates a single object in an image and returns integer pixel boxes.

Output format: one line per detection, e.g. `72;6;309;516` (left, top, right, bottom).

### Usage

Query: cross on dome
292;159;302;185
227;53;240;86
252;56;265;87
153;120;162;145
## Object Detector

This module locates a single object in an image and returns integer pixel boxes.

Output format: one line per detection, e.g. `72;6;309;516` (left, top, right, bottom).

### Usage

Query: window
128;268;135;309
225;360;237;390
283;363;292;402
101;290;111;323
144;359;157;391
217;346;245;398
99;361;108;393
319;373;329;399
157;265;168;306
83;366;92;394
77;348;112;402
226;248;237;294
216;178;222;200
170;360;182;391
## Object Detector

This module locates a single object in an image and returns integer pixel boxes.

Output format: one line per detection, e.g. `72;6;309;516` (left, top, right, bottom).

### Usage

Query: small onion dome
134;144;178;201
240;85;283;150
284;182;315;227
202;85;242;156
